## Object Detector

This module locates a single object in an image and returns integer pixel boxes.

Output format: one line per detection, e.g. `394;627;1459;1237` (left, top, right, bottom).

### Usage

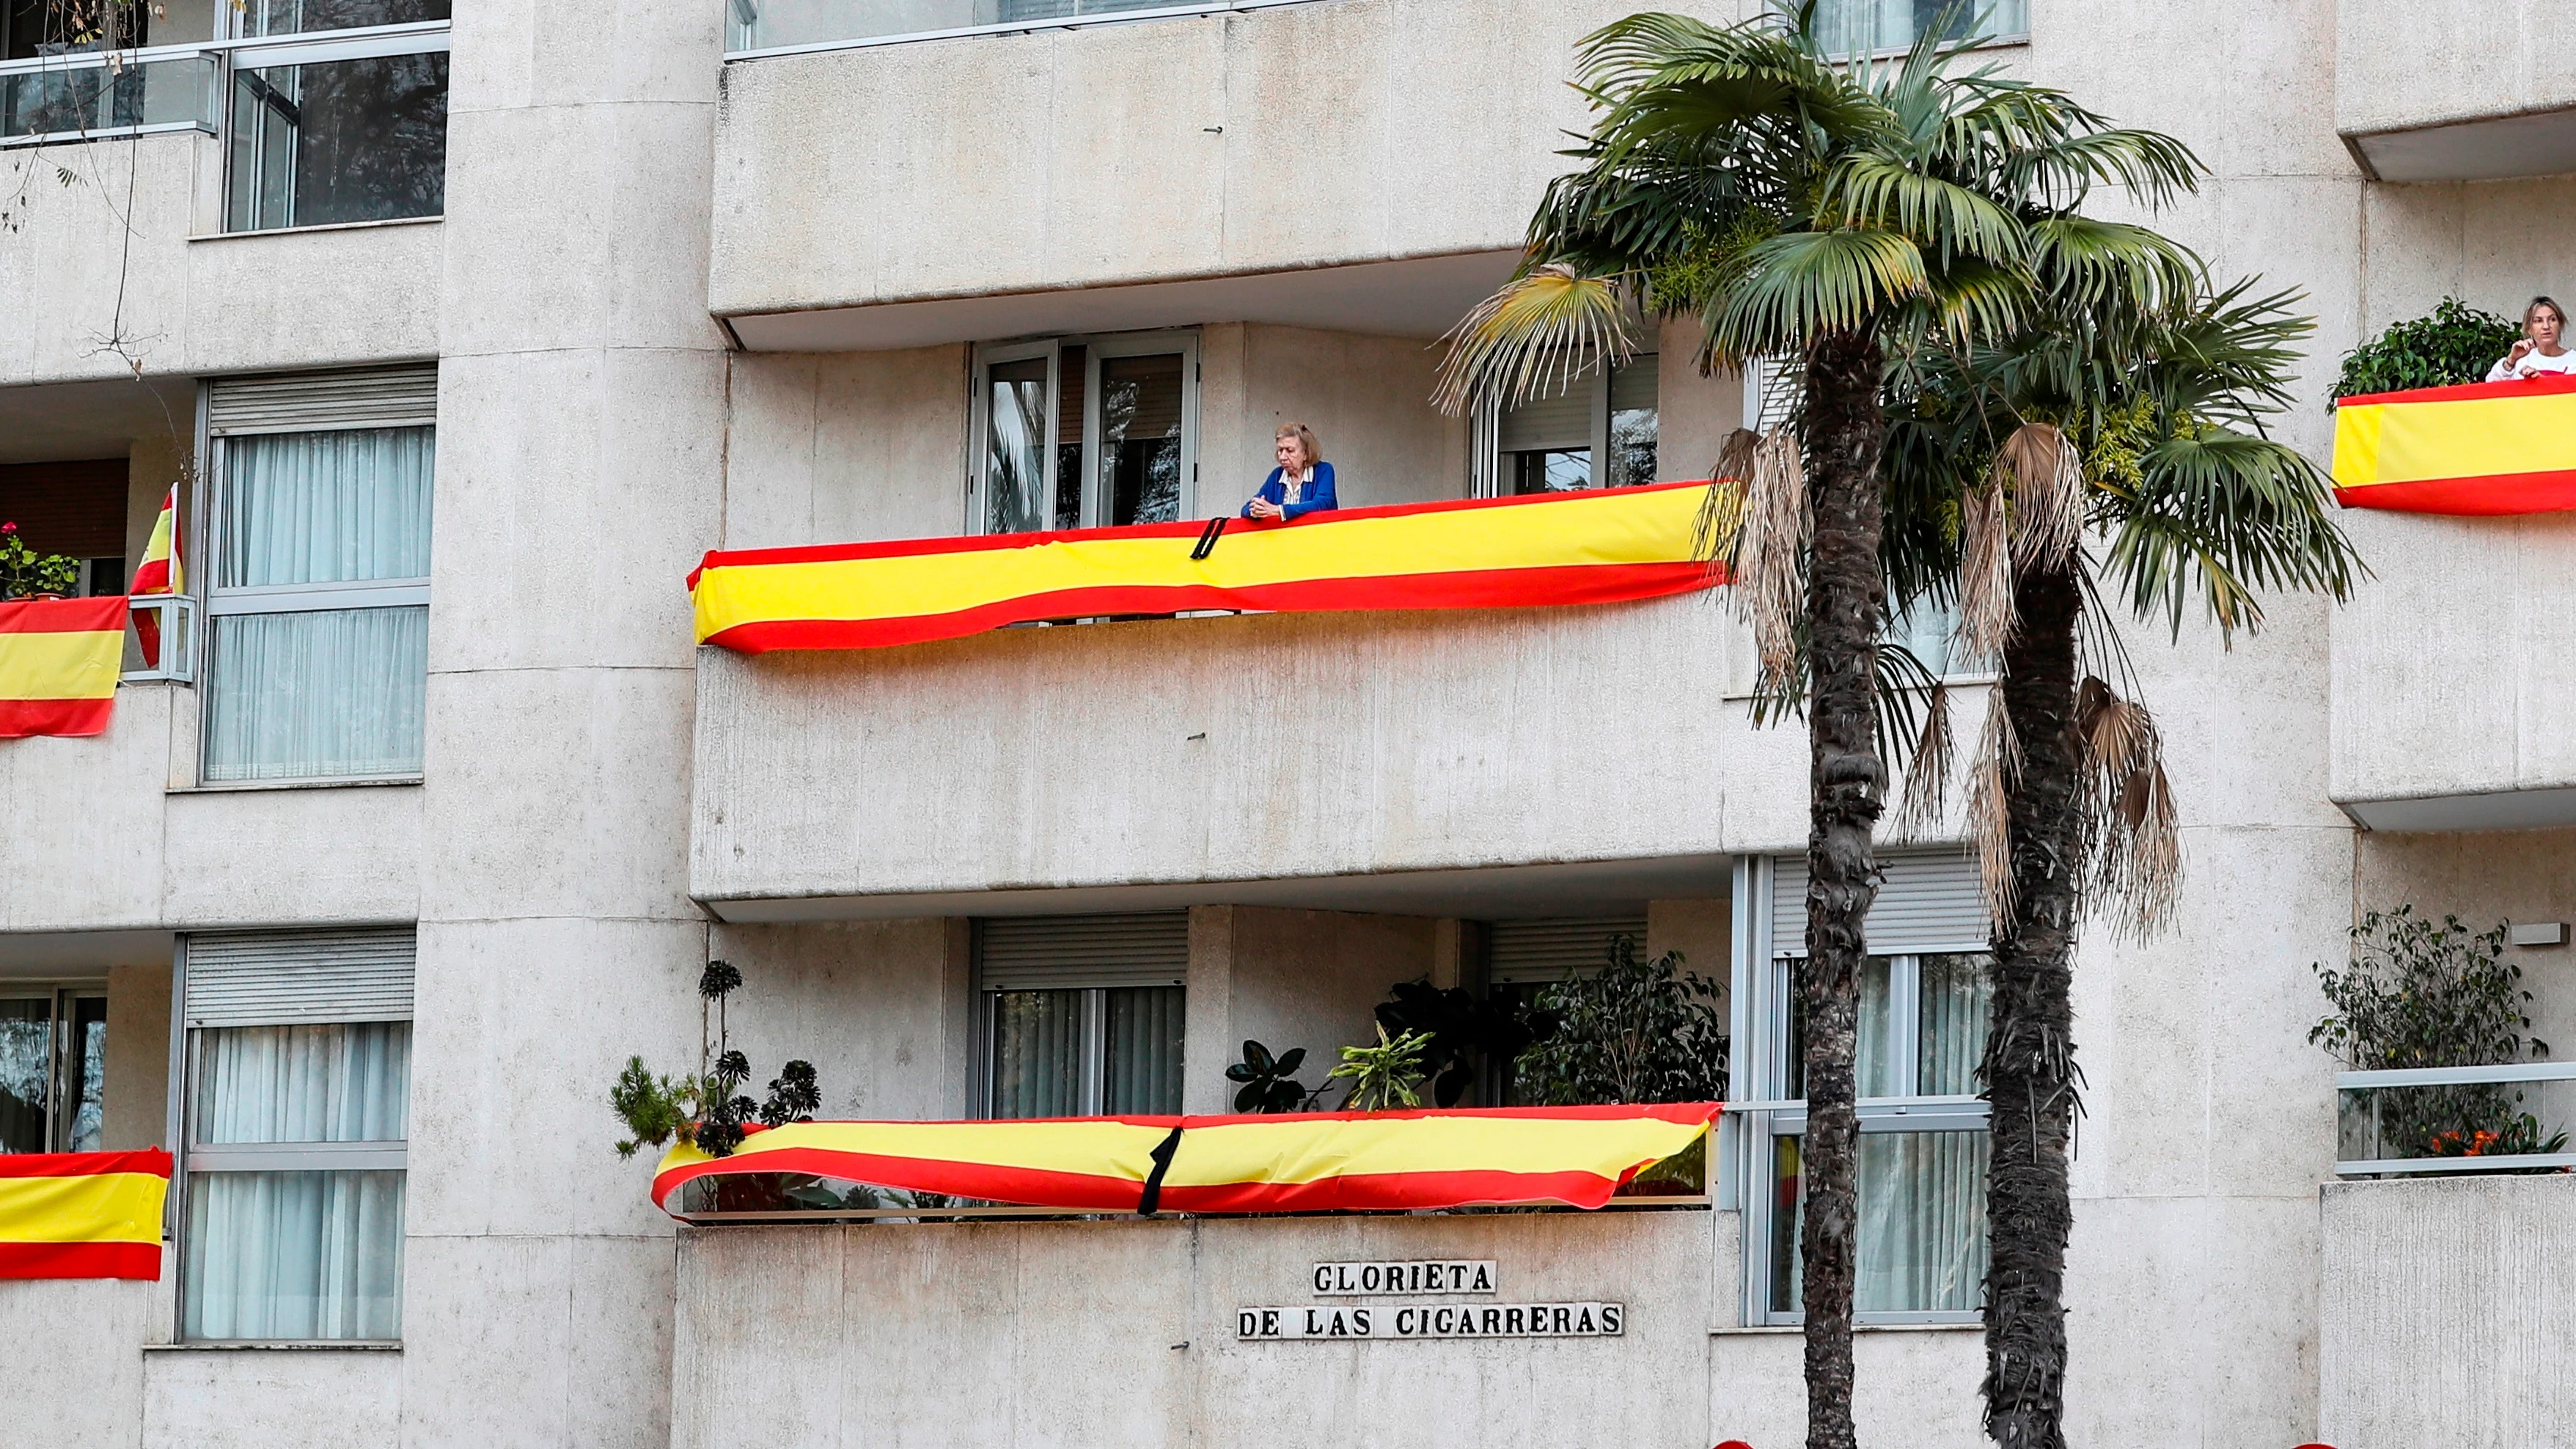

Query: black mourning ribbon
1137;1123;1187;1216
1189;516;1228;561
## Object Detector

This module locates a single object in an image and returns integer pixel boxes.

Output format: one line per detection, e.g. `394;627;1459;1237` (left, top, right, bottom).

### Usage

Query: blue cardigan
1241;461;1338;520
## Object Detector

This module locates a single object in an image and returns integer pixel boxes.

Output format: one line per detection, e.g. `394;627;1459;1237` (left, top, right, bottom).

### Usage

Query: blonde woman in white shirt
2488;296;2576;380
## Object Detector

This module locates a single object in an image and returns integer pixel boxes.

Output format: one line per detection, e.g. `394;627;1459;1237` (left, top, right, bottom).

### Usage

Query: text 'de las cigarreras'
1236;1302;1624;1340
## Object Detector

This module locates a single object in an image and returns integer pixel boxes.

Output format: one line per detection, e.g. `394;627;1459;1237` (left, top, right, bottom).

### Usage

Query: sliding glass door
969;331;1197;535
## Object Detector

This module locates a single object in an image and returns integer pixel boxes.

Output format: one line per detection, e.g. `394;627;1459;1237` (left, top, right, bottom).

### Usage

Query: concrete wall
2319;1175;2576;1449
1206;323;1467;510
1184;904;1435;1112
2353;827;2576;1061
103;960;173;1152
707;0;1738;317
2336;0;2576;139
707;920;975;1120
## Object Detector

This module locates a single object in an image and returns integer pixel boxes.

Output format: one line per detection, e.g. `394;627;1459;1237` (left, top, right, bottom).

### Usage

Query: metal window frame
219;23;449;235
171;933;412;1345
1480;353;1658;499
1731;856;1993;1327
0;983;111;1153
966;330;1200;537
0;44;222;148
2332;1060;2576;1176
196;406;435;786
724;0;1326;62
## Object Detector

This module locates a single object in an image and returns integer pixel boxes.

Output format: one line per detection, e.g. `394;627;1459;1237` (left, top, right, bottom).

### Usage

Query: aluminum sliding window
178;928;413;1343
1734;853;1992;1325
0;987;109;1154
1475;355;1659;498
968;333;1198;536
1794;0;2029;57
220;4;449;232
200;367;434;783
976;914;1186;1118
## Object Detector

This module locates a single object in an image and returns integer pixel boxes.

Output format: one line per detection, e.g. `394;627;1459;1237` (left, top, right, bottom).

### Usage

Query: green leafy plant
2329;297;2520;406
2311;906;2560;1160
1511;936;1728;1107
609;1057;699;1160
0;522;80;601
1225;1039;1318;1113
1329;1024;1434;1112
1371;980;1554;1107
606;958;821;1162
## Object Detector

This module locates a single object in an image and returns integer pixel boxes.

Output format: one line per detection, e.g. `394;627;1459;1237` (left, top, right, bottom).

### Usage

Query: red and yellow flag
0;1150;170;1280
688;481;1728;653
0;594;128;738
2332;375;2576;515
128;483;183;667
652;1104;1718;1217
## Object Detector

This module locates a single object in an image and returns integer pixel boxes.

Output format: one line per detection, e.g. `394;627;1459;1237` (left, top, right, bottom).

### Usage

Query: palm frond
1736;427;1811;688
2075;677;2180;940
1434;263;1639;414
1819;153;2026;268
1890;678;1956;842
2000;422;2085;571
1967;679;2019;927
1956;476;2014;657
1705;227;1931;365
2102;428;2360;640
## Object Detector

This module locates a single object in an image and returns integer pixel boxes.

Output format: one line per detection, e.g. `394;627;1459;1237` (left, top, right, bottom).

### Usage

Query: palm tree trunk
1982;559;2083;1449
1799;328;1887;1449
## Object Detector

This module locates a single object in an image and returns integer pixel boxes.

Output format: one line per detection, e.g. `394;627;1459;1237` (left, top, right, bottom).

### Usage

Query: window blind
976;913;1189;991
1499;377;1593;452
1769;851;1986;958
183;928;417;1027
1610;358;1659;413
1486;915;1649;985
208;367;438;436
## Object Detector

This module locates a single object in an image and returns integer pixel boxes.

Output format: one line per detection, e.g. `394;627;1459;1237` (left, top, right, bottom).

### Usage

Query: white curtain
185;1023;408;1341
989;986;1184;1118
216;428;433;588
205;606;428;780
1854;1131;1990;1312
991;991;1083;1118
1103;986;1184;1115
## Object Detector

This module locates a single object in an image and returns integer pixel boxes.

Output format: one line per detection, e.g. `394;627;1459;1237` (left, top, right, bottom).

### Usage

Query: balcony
705;0;1661;346
2338;0;2576;181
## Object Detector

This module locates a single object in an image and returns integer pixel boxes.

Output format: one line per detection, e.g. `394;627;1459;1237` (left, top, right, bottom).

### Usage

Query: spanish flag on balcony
0;594;128;739
0;1150;170;1280
689;481;1725;653
2331;375;2576;515
128;483;183;668
651;1103;1717;1217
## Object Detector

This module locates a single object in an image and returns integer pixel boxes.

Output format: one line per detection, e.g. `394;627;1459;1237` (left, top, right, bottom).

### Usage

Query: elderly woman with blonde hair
1241;422;1338;521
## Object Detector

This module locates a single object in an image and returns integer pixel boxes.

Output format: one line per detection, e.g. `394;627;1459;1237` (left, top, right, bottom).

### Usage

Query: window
0;987;109;1154
179;928;412;1343
977;914;1186;1118
1798;0;2029;56
201;367;434;783
1736;852;1992;1324
1479;356;1659;497
970;334;1197;535
725;0;1326;59
221;0;449;232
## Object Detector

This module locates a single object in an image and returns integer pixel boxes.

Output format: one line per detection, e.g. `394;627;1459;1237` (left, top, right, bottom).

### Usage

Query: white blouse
2486;346;2576;381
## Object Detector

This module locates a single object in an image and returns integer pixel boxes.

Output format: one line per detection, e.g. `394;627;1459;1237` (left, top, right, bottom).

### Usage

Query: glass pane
1917;953;1992;1096
1055;345;1086;531
1511;449;1592;494
990;990;1082;1119
205;606;429;781
1885;593;1962;678
196;1022;411;1144
218;428;435;588
1101;986;1183;1116
1607;359;1657;488
227;53;448;232
1769;1129;1990;1316
1780;955;1896;1099
66;996;106;1153
0;999;53;1154
235;0;451;36
735;0;1178;54
1805;0;2027;55
1098;353;1184;526
184;1170;404;1340
0;52;218;141
983;357;1050;535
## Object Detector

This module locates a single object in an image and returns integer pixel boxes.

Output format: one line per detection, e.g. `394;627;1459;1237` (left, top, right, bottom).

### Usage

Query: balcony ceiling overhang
2346;107;2576;183
702;852;1734;924
2340;787;2576;832
0;375;197;466
0;928;172;977
723;249;1524;352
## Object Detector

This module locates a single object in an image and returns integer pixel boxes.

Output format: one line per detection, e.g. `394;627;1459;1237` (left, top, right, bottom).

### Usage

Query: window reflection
227;51;447;232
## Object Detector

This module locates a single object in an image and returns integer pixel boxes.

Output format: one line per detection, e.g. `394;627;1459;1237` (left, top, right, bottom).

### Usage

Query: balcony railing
2334;1062;2576;1176
124;594;197;684
0;45;219;147
724;0;1323;61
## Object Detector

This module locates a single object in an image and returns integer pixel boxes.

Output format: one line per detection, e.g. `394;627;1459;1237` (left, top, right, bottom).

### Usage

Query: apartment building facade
2;1;2570;1445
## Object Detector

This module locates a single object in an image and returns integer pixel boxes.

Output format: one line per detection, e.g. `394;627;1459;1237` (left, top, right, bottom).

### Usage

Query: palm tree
1439;12;2193;1448
1881;274;2359;1449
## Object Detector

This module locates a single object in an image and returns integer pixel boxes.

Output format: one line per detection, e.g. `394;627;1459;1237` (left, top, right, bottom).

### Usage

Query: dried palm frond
1967;681;2019;928
1890;681;1956;842
2000;422;2086;572
1690;429;1764;587
2074;676;2181;940
1734;428;1810;690
1433;263;1637;415
1956;477;2014;658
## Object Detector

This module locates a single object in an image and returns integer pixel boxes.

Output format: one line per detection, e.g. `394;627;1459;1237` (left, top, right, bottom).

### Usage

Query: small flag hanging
129;483;183;668
0;1150;171;1280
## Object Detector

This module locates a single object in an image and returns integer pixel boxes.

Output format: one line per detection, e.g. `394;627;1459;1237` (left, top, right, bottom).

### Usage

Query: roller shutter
1486;915;1650;985
1769;851;1986;957
183;928;417;1027
975;913;1190;991
207;366;438;436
